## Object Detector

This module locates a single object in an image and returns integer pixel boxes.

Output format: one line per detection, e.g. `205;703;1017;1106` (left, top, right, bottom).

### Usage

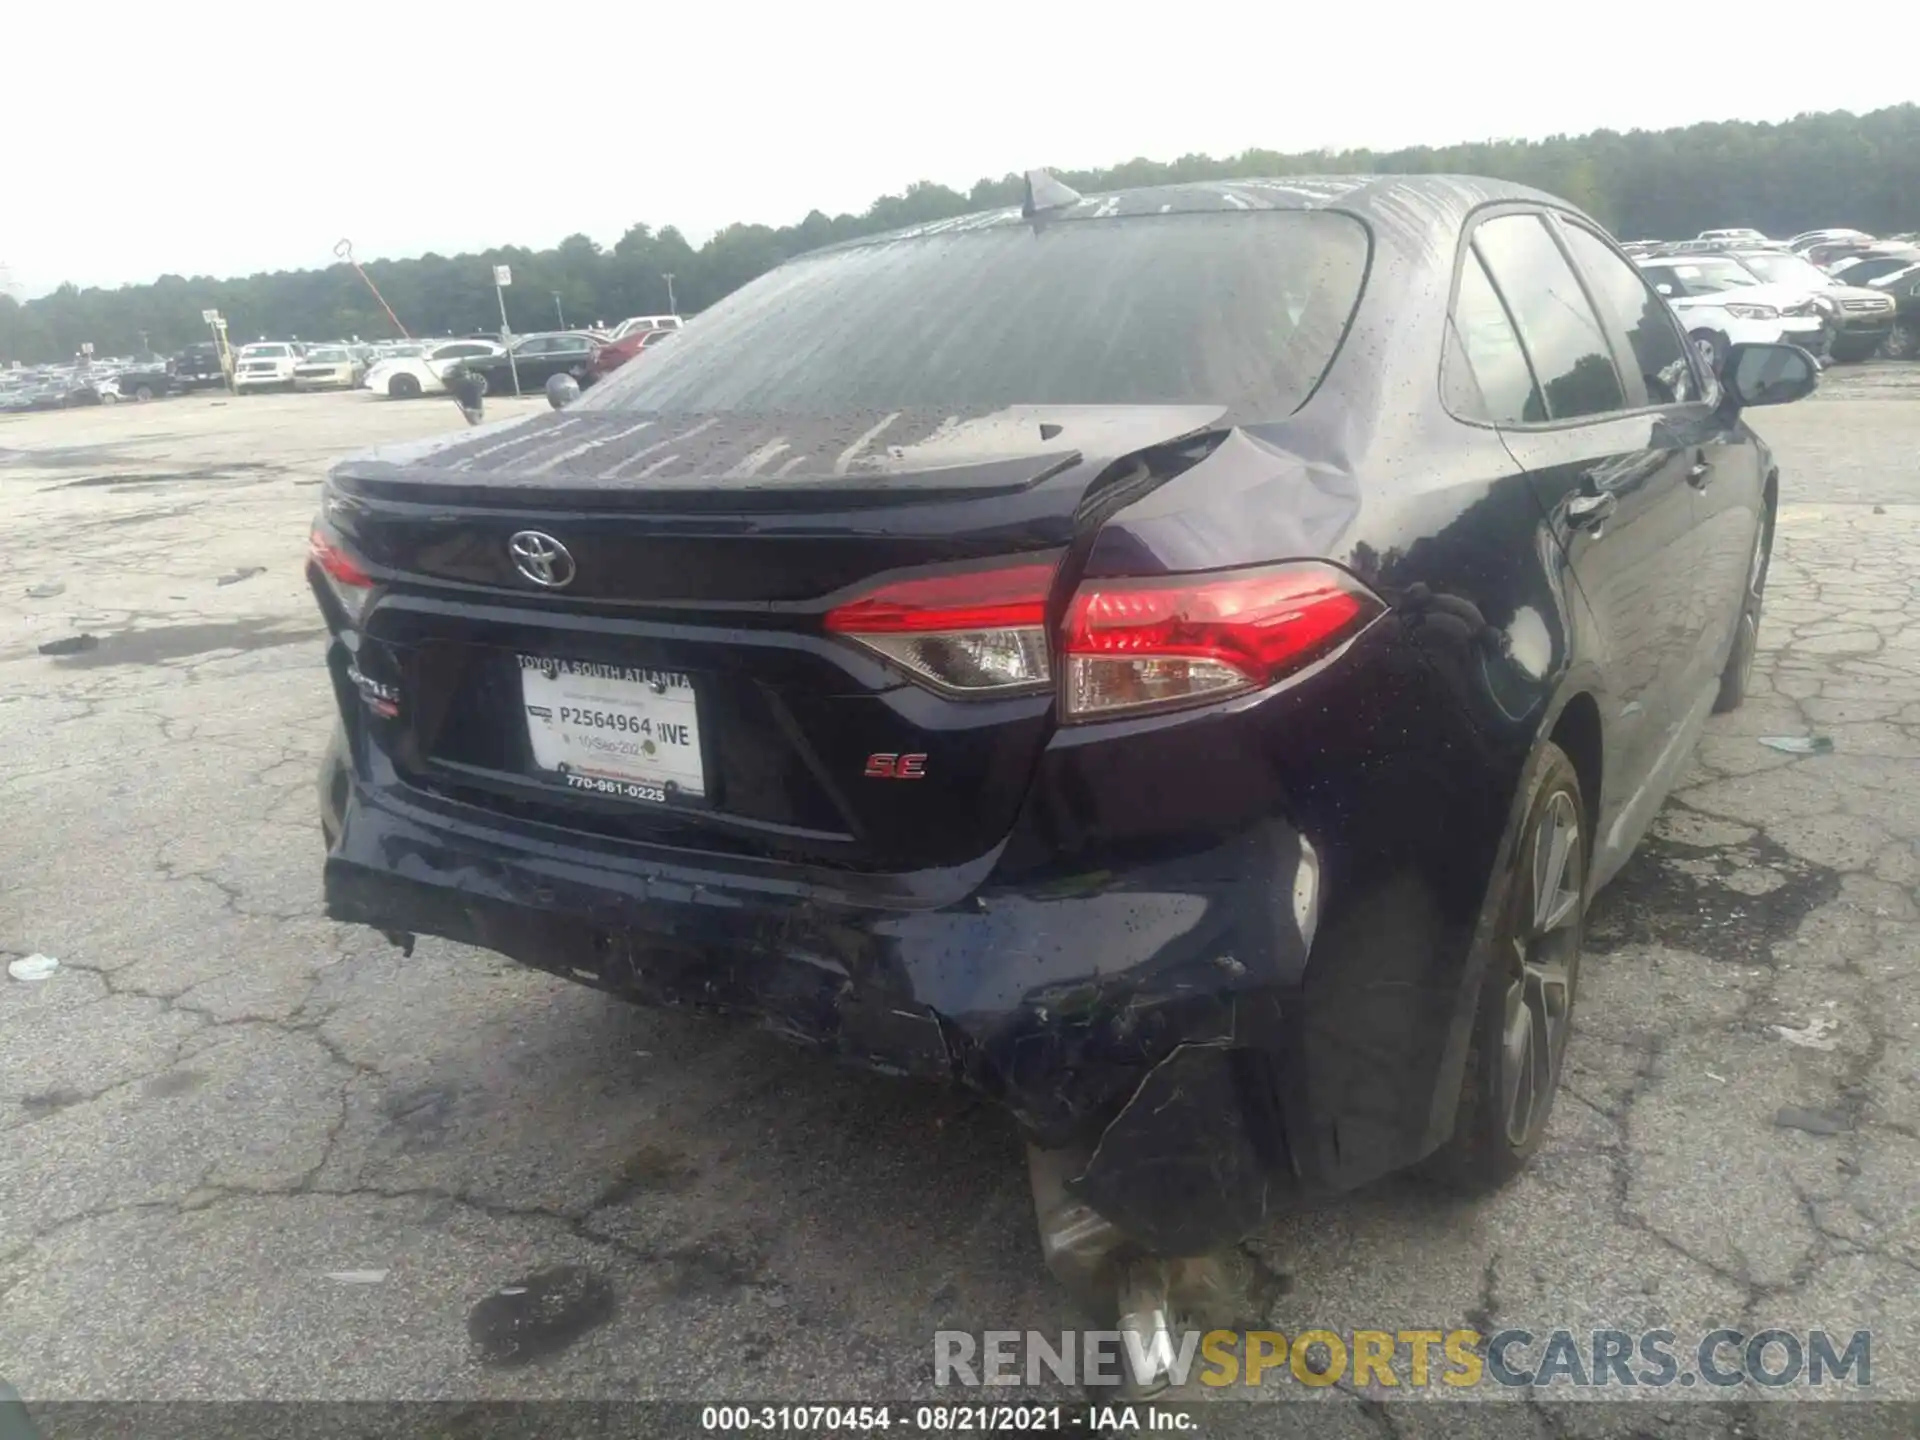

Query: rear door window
1444;250;1546;424
1471;214;1628;422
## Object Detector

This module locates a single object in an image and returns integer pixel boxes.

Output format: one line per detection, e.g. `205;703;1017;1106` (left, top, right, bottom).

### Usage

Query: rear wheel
1428;741;1587;1192
1714;501;1774;713
133;384;155;403
1828;336;1883;364
388;372;422;400
1885;322;1920;361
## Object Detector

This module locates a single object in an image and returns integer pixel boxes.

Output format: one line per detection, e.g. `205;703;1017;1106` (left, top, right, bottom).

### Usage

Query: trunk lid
326;405;1222;873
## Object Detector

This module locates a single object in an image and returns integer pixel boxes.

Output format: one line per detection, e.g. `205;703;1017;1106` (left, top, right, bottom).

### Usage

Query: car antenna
1022;169;1082;223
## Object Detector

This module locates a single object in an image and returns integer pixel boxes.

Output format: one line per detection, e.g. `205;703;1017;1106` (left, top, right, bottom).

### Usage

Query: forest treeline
5;104;1916;363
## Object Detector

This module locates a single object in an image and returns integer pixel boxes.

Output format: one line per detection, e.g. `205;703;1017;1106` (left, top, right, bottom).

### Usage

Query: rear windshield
579;210;1369;420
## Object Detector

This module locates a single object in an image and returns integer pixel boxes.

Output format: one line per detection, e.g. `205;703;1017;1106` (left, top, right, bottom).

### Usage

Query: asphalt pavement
2;377;1918;1438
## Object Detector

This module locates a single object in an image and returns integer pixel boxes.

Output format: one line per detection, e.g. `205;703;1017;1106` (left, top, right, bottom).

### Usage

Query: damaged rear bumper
324;731;1470;1258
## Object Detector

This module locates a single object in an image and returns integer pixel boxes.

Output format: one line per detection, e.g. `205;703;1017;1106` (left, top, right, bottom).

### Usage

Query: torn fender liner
1073;1031;1287;1258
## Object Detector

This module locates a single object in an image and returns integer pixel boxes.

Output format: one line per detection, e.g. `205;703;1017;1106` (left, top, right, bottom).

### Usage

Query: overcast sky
8;3;1914;298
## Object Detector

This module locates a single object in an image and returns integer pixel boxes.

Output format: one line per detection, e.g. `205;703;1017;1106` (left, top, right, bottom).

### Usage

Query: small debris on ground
1774;1106;1851;1136
324;1269;390;1284
216;566;267;587
37;634;97;656
1873;505;1886;514
7;954;61;982
1771;1016;1839;1051
25;582;66;599
1758;735;1834;755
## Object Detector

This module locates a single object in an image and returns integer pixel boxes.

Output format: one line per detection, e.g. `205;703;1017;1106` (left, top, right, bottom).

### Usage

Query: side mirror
546;374;580;410
1722;342;1819;409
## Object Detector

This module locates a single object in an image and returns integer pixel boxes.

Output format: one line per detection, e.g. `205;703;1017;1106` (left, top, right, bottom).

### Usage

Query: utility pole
662;272;677;314
493;265;521;396
552;292;566;329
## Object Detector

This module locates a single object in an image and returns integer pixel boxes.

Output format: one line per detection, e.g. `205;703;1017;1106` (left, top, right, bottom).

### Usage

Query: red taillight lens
1061;562;1381;720
824;562;1056;693
308;526;375;625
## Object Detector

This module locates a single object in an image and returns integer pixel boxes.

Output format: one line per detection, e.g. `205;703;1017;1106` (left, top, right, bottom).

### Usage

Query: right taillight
308;525;375;627
1061;561;1382;720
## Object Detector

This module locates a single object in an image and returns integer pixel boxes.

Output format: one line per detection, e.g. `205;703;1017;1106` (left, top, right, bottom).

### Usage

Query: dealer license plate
518;655;705;804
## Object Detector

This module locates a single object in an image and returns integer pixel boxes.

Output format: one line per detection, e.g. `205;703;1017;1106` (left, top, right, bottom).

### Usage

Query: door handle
1566;491;1617;533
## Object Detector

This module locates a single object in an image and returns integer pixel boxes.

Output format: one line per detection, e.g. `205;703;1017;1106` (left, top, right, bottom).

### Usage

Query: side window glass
1445;250;1546;424
1473;214;1628;421
1561;223;1700;405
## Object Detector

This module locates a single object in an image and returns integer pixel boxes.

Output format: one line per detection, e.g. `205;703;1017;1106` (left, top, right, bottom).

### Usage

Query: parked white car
292;346;367;391
609;314;684;341
232;342;303;393
1635;257;1828;368
363;339;504;399
1789;228;1873;252
1697;227;1769;244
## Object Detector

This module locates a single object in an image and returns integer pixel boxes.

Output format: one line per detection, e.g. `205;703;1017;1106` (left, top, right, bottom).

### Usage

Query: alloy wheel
1501;788;1582;1147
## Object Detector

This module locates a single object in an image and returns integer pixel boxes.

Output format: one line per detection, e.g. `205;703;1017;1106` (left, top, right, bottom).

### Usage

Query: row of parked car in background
0;315;684;414
1619;226;1920;365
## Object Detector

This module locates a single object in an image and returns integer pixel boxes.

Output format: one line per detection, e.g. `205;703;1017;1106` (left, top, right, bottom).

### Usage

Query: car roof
798;174;1593;262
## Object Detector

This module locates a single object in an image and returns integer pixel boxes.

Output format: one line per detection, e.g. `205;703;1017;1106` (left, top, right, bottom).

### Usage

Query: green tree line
5;104;1916;364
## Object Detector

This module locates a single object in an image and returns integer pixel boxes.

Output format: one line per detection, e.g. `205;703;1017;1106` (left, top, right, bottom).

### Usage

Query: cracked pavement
3;380;1919;1436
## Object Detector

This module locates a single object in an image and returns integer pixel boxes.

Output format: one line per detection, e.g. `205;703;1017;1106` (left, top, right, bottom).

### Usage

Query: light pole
552;292;566;329
662;272;677;314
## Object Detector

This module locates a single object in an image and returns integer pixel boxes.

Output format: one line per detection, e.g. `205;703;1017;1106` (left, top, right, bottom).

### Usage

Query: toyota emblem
508;531;576;589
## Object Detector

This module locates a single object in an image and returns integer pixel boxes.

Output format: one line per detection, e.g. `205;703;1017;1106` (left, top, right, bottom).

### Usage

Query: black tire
1427;740;1587;1193
1884;322;1920;362
1828;337;1882;364
1714;500;1774;714
133;384;155;403
1688;328;1729;374
470;372;489;397
387;372;422;400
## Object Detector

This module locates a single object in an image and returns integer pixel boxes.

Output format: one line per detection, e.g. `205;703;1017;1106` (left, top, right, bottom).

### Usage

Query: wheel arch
1418;671;1606;1158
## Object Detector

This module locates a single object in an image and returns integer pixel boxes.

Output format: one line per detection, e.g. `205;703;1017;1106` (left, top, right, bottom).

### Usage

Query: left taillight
824;561;1056;694
308;525;375;627
1060;561;1382;721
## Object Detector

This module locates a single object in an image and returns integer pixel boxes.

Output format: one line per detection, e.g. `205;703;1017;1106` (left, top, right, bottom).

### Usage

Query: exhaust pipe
1025;1145;1177;1397
1026;1144;1258;1399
